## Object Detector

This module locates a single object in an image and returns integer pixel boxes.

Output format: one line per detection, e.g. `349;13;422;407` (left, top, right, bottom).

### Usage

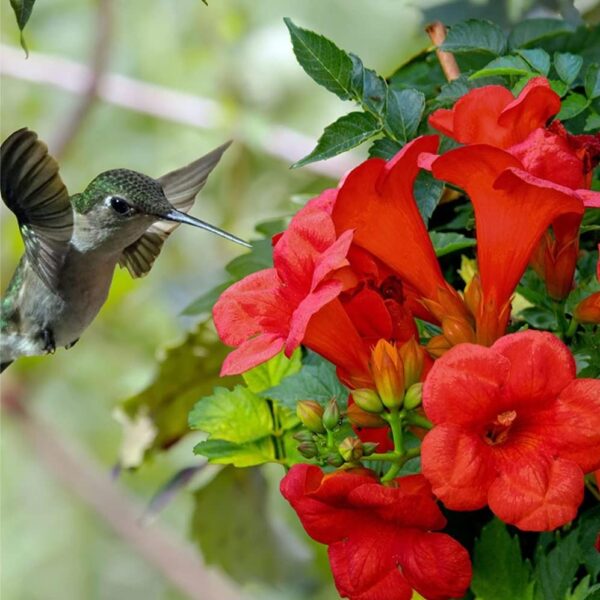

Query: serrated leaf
508;19;576;50
350;54;387;114
585;111;600;131
585;64;600;99
388;49;446;97
534;530;580;600
191;467;310;584
554;52;584;85
118;322;241;462
225;238;273;279
193;438;274;467
549;79;570;97
181;281;233;316
430;232;476;257
414;171;444;226
284;17;354;100
472;518;534;600
9;0;35;54
262;353;348;410
369;137;402;159
471;56;533;79
441;19;506;56
242;349;302;393
516;49;551;75
384;88;425;143
557;93;590;120
293;111;381;168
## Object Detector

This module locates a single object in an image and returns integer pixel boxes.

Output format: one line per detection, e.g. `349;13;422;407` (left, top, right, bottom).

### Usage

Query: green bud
296;400;325;433
362;442;379;456
325;452;344;467
322;398;341;431
297;441;318;459
293;429;314;443
351;388;384;413
338;436;363;463
404;382;423;410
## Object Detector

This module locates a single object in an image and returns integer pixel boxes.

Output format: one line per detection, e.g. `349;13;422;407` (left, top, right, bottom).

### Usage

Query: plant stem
380;409;406;483
425;21;461;82
565;316;578;339
405;413;433;430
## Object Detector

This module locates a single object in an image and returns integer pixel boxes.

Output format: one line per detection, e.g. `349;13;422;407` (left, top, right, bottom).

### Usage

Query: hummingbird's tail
0;361;13;373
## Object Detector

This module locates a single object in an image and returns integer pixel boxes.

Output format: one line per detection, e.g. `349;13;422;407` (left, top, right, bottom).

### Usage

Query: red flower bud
574;292;600;324
371;339;404;408
426;334;452;358
442;316;476;346
398;337;426;389
347;403;387;428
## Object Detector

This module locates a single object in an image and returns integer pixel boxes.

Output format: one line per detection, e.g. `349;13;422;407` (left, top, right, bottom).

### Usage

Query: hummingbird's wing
118;141;232;278
0;128;73;289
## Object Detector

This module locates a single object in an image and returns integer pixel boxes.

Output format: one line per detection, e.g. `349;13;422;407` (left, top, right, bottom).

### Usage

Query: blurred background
1;1;598;599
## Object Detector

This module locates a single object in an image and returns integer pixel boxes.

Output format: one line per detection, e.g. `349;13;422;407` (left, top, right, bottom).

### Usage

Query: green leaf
293;111;381;168
388;49;446;97
441;19;506;56
508;19;576;50
577;505;600;580
181;281;233;316
284;18;354;100
225;238;273;279
534;530;580;600
557;93;590;120
549;79;570;97
242;349;302;393
9;0;35;54
516;49;551;75
117;322;240;464
350;54;387;114
471;56;533;79
368;137;402;159
190;467;311;584
414;171;444;226
430;232;476;257
585;64;600;99
384;88;425;143
193;438;274;467
472;518;534;600
585;111;600;131
189;385;273;444
554;52;584;85
262;352;349;410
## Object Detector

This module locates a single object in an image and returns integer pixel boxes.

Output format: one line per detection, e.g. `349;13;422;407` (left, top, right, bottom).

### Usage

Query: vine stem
425;21;461;82
380;409;405;483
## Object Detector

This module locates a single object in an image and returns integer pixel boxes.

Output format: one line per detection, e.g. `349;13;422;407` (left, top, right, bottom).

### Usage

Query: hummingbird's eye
108;196;132;216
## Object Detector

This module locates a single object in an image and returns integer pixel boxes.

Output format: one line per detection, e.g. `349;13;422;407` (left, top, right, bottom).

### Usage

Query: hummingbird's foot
40;328;56;354
65;338;79;350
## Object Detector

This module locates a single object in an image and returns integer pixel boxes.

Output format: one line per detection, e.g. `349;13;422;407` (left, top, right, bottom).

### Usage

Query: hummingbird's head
74;168;249;251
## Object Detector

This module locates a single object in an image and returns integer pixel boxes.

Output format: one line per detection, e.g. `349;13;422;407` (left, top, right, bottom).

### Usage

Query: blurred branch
0;385;246;600
0;43;356;179
52;0;114;159
425;21;461;82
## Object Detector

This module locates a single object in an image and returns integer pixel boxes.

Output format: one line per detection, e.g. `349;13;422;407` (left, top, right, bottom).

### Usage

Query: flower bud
426;334;451;358
323;398;341;430
464;275;482;318
361;442;379;456
338;437;363;463
442;315;476;346
404;382;423;410
296;400;325;434
574;292;600;324
351;388;384;413
346;403;387;428
292;429;314;443
297;441;318;459
398;338;425;389
371;339;404;409
325;452;344;467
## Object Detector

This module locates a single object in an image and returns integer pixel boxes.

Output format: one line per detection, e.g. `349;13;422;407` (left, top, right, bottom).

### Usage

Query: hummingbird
0;128;250;372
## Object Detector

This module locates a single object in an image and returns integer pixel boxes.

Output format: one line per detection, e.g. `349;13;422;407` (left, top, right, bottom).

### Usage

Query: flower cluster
213;78;600;599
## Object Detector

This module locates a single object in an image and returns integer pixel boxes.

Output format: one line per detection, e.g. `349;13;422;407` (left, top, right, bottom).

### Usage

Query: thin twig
425;21;461;82
0;385;245;600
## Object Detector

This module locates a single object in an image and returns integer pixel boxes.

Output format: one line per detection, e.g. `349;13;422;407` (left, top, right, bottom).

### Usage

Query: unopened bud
297;441;318;459
323;398;341;430
404;382;423;410
338;437;363;463
351;388;384;413
464;275;482;318
347;403;387;428
399;338;425;389
293;430;314;443
371;339;404;408
574;292;600;324
442;316;475;346
362;442;379;456
325;452;344;467
426;334;451;358
296;400;325;434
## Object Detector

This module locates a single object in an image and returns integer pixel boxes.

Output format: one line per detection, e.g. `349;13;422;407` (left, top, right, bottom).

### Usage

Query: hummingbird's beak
162;209;251;248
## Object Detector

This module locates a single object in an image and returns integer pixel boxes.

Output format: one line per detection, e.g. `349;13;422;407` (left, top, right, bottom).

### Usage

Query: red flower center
484;410;517;445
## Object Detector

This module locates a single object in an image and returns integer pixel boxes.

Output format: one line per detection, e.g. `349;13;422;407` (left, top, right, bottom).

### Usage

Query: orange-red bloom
429;77;600;300
280;465;472;600
421;330;600;531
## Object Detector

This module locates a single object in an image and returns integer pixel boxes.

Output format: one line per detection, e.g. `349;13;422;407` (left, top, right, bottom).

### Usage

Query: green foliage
383;89;425;143
507;19;576;50
414;171;444;225
554;52;584;84
430;231;476;257
9;0;35;54
118;321;240;463
440;19;507;56
190;467;308;585
472;518;534;600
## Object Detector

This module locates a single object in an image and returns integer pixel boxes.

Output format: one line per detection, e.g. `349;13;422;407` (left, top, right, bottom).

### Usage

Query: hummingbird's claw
41;328;56;354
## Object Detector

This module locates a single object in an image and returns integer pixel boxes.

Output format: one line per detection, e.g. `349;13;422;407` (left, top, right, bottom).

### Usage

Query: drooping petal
487;455;584;531
491;330;576;407
220;332;284;376
421;424;495;510
332;136;446;301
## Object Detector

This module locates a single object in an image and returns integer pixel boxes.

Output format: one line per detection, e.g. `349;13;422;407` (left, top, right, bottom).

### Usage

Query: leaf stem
405;413;434;430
